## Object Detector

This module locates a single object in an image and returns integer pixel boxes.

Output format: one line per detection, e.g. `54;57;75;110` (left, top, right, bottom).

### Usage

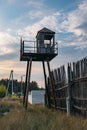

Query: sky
0;0;87;87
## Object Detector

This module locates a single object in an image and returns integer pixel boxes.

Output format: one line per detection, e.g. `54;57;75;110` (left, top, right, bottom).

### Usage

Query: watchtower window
44;40;50;44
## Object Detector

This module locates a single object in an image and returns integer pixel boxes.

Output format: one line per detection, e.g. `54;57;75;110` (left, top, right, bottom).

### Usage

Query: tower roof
36;27;55;39
37;27;55;34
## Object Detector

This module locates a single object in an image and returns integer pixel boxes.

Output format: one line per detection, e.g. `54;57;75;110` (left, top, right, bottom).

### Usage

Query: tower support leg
23;58;32;110
42;61;51;108
23;61;29;106
47;61;56;109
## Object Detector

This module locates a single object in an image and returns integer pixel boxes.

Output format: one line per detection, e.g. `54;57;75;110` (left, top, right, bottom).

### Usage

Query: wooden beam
42;61;51;108
23;61;29;106
25;58;32;110
47;61;57;109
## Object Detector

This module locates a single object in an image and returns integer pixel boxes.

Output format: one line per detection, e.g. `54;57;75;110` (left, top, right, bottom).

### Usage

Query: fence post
67;63;72;116
66;96;70;116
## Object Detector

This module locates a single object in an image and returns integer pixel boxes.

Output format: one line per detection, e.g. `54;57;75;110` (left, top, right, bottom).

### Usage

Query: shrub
0;85;6;98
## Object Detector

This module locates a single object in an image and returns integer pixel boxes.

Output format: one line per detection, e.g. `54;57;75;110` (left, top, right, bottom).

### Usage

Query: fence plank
47;57;87;117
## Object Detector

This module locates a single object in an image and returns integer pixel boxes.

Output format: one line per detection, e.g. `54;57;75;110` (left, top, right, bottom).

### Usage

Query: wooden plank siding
47;57;87;117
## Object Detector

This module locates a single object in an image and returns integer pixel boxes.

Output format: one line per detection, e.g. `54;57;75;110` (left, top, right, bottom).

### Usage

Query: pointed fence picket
47;57;87;117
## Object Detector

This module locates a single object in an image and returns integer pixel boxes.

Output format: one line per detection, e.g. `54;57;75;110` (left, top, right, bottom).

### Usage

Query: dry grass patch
0;99;87;130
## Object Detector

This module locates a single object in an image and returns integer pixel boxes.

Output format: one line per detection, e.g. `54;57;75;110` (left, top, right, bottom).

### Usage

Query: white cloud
6;0;44;8
2;0;87;50
53;0;87;49
0;32;18;55
28;10;45;20
0;32;16;45
9;0;87;52
61;0;87;36
27;0;44;8
17;13;59;39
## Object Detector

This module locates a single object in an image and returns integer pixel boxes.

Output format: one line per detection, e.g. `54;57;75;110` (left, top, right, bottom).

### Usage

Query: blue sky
0;0;87;87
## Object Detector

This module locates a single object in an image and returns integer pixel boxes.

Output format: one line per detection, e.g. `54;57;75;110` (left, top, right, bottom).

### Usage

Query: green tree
0;85;6;98
29;81;39;91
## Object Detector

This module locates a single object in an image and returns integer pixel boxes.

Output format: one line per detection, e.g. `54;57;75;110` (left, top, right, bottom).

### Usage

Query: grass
0;98;87;130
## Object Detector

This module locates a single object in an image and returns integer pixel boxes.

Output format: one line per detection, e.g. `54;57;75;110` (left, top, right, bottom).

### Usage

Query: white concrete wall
28;92;32;104
28;90;45;104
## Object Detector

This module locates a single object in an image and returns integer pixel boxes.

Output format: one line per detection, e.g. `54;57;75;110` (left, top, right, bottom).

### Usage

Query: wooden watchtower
20;27;58;109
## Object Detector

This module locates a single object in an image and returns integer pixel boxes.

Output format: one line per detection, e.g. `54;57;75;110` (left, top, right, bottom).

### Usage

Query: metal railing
20;40;58;54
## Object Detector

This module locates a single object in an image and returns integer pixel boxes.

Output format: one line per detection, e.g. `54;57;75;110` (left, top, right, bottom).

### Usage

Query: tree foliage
0;85;6;98
0;79;44;95
29;81;39;91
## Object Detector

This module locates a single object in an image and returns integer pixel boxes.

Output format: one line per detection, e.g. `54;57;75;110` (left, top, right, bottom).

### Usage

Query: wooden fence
46;57;87;117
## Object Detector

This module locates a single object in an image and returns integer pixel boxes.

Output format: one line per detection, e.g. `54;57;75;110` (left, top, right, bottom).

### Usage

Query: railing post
23;41;24;54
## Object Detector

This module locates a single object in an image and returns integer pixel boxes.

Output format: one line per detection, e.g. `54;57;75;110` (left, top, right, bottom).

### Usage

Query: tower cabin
20;27;58;61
